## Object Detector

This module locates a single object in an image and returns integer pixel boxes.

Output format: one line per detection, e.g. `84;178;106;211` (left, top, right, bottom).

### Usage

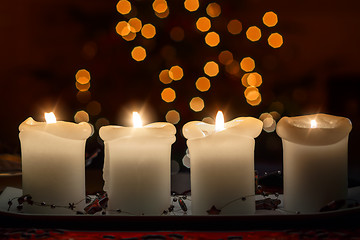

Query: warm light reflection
161;88;176;102
165;110;180;124
184;0;199;12
74;110;89;123
152;0;168;14
189;97;204;112
246;26;261;42
128;18;142;32
240;57;255;72
263;11;278;27
75;69;91;84
159;69;172;84
268;33;283;48
206;2;221;18
204;61;219;77
311;120;317;128
76;82;91;92
131;46;146;61
133;112;143;128
116;0;132;15
155;8;170;18
116;21;131;36
215;111;225;132
195;77;211;92
218;50;233;65
45;112;56;124
247;72;262;87
141;24;156;39
170;27;185;42
205;31;220;47
122;32;136;41
227;19;242;35
196;17;211;32
169;65;183;80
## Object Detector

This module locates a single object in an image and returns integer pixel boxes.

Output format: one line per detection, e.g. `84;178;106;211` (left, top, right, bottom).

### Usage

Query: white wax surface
183;117;263;215
100;122;176;215
277;113;352;213
19;117;93;214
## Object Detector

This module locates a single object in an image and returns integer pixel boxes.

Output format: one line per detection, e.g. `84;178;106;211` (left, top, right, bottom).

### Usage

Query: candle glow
310;119;317;128
132;112;143;128
45;112;56;124
215;111;225;132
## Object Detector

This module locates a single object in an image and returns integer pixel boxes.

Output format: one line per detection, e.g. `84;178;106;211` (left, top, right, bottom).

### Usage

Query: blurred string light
113;1;284;116
161;87;176;103
205;31;220;47
165;110;180;124
204;61;219;77
189;97;205;112
74;110;89;123
227;20;242;35
206;3;221;18
184;0;199;12
196;17;211;32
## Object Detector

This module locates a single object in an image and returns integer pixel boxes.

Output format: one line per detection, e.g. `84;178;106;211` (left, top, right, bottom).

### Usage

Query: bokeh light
74;110;89;123
268;33;283;48
195;77;211;92
184;0;199;12
86;100;101;116
205;31;220;47
170;27;185;42
263;116;276;133
161;87;176;103
244;86;260;101
225;60;240;76
141;24;156;39
95;118;110;130
128;18;142;32
131;46;146;61
155;8;170;18
116;21;131;36
240;57;255;72
76;82;90;92
165;110;180;124
246;93;262;106
263;11;278;27
122;32;136;41
189;97;205;112
196;17;211;32
169;65;184;80
218;50;233;65
116;0;132;15
204;61;219;77
76;91;91;103
227;19;242;35
246;26;261;42
247;72;262;87
75;69;91;85
159;69;172;84
152;0;168;14
206;3;221;18
241;73;250;87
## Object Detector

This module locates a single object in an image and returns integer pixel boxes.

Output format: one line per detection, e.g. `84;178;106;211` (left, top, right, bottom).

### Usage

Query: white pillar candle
99;112;176;215
276;113;352;213
183;111;263;215
19;112;93;214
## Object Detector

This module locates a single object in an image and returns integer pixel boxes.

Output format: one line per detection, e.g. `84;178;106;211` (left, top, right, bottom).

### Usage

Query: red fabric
1;228;360;239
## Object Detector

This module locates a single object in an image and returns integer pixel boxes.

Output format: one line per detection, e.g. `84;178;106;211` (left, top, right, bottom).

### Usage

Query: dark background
0;0;359;182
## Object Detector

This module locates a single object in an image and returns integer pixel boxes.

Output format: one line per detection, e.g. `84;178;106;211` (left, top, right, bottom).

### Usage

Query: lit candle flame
215;111;225;132
310;119;317;128
45;112;57;124
133;112;143;128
